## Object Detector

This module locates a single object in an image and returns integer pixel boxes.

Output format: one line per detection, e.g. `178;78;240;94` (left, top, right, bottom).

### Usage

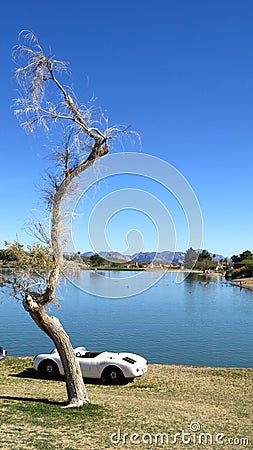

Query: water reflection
0;271;252;368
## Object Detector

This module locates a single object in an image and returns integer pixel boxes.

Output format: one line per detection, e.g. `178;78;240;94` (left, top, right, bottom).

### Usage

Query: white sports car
33;346;148;384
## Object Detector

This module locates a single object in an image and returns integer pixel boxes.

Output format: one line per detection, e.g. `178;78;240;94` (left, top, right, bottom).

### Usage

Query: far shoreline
3;263;253;293
231;277;253;291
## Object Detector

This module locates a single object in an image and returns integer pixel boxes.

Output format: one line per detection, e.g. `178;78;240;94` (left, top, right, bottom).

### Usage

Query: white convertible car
33;346;148;384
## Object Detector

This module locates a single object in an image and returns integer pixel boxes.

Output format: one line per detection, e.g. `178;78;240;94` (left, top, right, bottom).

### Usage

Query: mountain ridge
81;250;227;263
81;250;182;263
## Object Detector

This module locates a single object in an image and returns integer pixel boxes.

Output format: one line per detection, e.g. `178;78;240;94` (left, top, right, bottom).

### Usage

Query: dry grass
0;358;252;449
232;277;253;291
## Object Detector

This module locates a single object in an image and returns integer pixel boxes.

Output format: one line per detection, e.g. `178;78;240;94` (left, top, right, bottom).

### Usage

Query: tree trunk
12;36;114;408
24;294;89;407
23;150;109;407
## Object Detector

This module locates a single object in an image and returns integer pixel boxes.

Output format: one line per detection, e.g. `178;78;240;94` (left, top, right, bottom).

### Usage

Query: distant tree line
184;247;253;279
3;247;253;278
63;253;125;268
183;248;220;272
226;250;253;279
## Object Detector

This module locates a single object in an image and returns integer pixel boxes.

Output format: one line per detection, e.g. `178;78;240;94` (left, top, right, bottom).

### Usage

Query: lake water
0;271;253;368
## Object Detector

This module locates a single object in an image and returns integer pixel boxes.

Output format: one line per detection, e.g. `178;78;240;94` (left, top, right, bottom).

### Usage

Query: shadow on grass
0;394;64;406
10;368;102;384
11;368;133;385
10;367;50;380
0;395;105;414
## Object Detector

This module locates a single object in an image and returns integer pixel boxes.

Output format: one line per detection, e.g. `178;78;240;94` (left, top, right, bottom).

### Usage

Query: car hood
99;351;147;365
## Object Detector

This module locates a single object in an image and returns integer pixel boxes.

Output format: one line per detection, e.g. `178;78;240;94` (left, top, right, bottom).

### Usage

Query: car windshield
79;352;102;358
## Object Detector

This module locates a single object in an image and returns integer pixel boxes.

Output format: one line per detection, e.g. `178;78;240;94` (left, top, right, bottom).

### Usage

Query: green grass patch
9;401;104;423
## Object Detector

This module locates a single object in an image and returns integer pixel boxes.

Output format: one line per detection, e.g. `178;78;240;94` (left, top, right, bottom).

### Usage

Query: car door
77;352;101;378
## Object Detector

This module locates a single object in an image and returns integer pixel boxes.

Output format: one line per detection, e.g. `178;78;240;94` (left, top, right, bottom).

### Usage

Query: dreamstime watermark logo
59;152;203;297
110;422;250;446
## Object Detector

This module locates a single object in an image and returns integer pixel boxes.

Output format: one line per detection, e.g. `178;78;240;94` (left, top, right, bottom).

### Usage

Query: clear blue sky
1;0;253;258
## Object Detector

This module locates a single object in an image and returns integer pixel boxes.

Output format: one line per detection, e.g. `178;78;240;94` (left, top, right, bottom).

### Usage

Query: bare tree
4;31;136;407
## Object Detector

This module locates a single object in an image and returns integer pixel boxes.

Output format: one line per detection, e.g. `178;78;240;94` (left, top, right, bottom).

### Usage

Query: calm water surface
0;271;253;367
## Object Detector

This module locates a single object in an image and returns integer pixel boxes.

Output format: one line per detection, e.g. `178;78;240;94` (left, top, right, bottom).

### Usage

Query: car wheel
38;360;60;378
101;366;125;384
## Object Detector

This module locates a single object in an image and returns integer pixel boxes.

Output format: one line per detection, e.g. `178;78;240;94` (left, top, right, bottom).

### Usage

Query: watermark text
110;422;250;446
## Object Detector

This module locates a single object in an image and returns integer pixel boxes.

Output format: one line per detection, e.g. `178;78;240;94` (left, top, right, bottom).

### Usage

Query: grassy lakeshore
0;358;252;449
231;277;253;291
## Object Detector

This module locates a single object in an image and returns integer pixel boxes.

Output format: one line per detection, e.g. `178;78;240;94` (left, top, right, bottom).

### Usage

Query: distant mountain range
81;250;228;264
131;251;186;263
80;250;229;263
82;251;131;262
